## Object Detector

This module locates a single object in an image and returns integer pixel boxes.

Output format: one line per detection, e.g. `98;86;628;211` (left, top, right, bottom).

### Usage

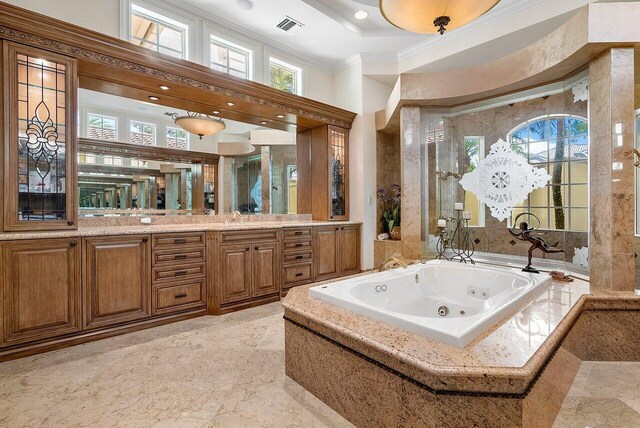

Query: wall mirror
77;89;297;216
420;72;590;272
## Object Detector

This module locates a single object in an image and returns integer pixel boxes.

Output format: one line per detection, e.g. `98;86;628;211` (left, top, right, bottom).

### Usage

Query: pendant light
380;0;500;35
165;112;226;140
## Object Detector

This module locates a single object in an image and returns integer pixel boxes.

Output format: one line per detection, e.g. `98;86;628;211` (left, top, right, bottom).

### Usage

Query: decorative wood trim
78;138;219;165
0;3;356;129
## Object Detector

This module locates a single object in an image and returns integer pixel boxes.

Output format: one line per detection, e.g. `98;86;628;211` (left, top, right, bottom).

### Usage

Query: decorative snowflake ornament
459;139;551;221
572;247;589;268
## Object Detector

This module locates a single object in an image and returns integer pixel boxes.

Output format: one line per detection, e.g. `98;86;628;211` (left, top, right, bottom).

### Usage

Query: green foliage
378;185;401;233
270;66;295;94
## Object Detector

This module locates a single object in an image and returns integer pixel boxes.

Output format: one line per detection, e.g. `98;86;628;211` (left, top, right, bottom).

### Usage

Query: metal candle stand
436;210;475;264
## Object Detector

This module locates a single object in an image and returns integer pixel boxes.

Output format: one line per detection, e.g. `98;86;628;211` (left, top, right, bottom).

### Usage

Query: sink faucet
232;210;241;222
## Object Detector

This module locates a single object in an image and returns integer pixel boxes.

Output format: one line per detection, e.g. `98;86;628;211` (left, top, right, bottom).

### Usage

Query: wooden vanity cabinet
1;238;81;347
83;235;151;330
3;42;78;231
313;224;361;281
218;230;280;308
298;125;349;221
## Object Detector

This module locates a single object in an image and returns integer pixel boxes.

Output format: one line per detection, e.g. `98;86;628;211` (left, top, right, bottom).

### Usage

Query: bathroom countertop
282;276;640;396
0;220;361;241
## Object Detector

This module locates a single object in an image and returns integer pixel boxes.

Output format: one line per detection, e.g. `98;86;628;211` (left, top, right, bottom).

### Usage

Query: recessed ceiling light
212;110;220;115
236;0;254;10
148;96;160;101
276;114;285;119
226;102;235;107
354;10;368;20
158;85;170;91
260;121;268;125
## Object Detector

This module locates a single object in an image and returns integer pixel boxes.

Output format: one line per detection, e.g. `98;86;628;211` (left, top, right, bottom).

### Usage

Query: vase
390;226;401;240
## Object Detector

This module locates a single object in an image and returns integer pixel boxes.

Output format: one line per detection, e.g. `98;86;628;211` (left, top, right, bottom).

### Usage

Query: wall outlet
140;217;152;224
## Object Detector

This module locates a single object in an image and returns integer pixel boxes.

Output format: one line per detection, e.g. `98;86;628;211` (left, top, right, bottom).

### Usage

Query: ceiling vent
276;16;304;33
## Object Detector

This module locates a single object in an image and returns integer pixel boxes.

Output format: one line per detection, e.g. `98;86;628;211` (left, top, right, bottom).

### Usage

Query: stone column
589;48;636;291
400;106;422;259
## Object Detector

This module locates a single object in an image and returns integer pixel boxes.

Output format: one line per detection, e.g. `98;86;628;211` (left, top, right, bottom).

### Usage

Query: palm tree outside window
508;115;588;231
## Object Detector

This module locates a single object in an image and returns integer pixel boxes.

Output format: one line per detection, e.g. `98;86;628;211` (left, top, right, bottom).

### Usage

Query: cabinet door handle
69;241;77;247
174;239;187;244
255;246;259;250
142;237;148;243
294;231;303;235
245;247;250;251
67;221;74;226
174;270;188;276
295;255;304;260
295;243;304;248
174;254;188;260
295;272;304;277
174;293;188;298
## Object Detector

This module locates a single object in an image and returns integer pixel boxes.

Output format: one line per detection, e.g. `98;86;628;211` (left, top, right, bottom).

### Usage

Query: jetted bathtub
309;260;552;347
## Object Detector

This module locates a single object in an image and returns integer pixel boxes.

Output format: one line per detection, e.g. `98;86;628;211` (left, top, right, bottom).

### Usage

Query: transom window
210;36;251;79
130;4;188;59
130;121;156;146
269;58;301;95
87;113;117;140
166;126;188;150
509;115;588;232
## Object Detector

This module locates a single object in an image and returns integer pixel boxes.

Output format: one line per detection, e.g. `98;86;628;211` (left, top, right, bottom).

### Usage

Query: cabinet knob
67;221;74;226
254;246;259;250
245;247;249;251
69;241;77;247
142;237;148;243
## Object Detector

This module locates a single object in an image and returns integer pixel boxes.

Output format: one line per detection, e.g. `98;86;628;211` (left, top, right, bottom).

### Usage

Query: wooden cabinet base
0;308;206;363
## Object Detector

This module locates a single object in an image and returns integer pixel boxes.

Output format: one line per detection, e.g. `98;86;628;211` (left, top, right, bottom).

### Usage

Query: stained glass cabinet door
328;126;349;220
3;42;77;231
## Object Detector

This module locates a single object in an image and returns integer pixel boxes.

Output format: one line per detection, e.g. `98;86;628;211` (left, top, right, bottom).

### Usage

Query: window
131;159;148;168
102;155;123;166
87;113;117;140
463;136;485;227
509;115;588;232
166;126;188;150
210;36;251;79
269;57;301;95
130;4;188;59
130;121;156;146
78;154;96;164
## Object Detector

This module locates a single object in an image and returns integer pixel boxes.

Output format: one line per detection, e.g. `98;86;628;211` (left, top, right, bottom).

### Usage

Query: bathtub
309;260;553;347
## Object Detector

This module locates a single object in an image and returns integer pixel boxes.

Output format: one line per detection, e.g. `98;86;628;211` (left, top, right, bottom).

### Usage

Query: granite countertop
0;220;361;241
282;276;640;395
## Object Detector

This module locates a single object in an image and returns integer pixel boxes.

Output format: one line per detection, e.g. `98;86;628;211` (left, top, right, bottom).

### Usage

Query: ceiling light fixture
148;96;160;101
276;114;285;119
212;110;220;115
354;10;368;20
380;0;499;35
236;0;254;10
165;111;226;140
158;85;170;91
226;102;235;107
260;121;268;125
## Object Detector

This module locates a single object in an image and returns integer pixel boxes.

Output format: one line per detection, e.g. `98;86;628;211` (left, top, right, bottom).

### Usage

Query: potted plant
377;184;401;240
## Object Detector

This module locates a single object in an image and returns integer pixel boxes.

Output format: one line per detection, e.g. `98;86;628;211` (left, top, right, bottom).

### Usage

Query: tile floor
0;302;637;427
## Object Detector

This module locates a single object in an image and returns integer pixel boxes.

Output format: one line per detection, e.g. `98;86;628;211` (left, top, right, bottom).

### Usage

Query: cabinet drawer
283;263;312;286
283;228;312;240
221;229;278;243
152;280;206;316
283;240;312;253
152;233;205;250
153;263;205;283
153;248;206;266
283;251;312;264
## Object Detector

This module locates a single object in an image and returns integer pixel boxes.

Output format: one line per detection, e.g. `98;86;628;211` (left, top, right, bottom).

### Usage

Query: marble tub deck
0;301;638;427
283;275;640;427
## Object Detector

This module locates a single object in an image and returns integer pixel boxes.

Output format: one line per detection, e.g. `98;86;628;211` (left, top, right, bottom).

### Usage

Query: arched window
507;115;588;231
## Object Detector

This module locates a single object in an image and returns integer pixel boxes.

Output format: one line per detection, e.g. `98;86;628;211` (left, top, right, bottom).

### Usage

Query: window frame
166;125;189;150
209;34;253;80
268;56;303;96
129;120;157;146
87;112;119;141
507;114;589;232
463;136;486;228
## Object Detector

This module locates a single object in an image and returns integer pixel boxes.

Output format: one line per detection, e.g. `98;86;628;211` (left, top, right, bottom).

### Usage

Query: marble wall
589;48;636;292
440;90;589;263
400;107;423;259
